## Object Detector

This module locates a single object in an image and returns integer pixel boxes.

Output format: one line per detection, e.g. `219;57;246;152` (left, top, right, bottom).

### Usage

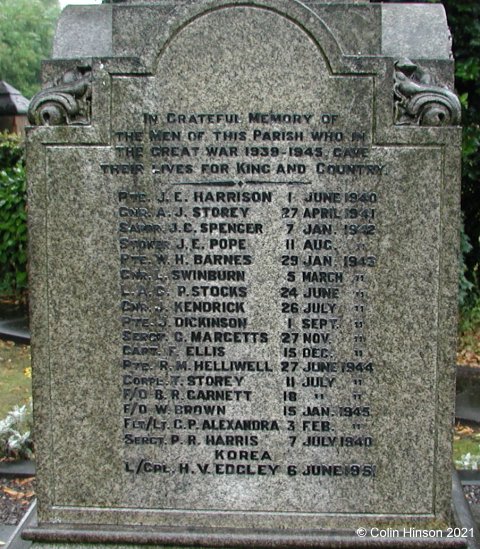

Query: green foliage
455;450;480;471
0;0;60;98
459;223;474;308
441;1;480;310
0;132;23;167
458;297;480;336
0;401;33;460
456;58;480;82
0;133;27;297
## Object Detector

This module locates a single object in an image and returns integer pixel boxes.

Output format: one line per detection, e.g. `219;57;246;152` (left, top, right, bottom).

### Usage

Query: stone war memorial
24;0;468;547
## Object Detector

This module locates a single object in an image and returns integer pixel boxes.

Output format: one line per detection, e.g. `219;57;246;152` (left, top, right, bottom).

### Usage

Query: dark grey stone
0;524;16;547
5;501;35;549
456;387;480;424
0;460;35;478
452;471;480;549
0;317;30;344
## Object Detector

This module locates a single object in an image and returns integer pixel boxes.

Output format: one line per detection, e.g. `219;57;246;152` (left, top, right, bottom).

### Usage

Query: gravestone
25;0;465;547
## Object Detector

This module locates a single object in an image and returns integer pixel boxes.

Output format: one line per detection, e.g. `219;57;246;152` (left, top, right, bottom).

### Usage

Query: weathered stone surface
25;0;461;546
382;4;453;60
53;5;113;59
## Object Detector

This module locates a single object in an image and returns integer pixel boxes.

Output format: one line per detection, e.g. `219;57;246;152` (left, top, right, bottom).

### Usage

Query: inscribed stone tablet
26;0;461;542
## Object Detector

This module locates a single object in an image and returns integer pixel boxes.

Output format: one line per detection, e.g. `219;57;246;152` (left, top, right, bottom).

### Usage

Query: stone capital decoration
28;67;92;126
394;58;461;126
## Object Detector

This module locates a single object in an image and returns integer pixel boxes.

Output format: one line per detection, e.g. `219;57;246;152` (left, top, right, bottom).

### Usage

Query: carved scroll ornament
394;58;461;127
28;67;92;126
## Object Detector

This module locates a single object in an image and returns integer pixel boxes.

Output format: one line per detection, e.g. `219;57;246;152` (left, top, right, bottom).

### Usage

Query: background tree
0;0;60;99
376;0;480;309
0;0;59;297
442;1;480;305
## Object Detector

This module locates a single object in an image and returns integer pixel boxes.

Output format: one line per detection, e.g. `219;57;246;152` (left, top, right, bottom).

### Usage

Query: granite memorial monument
25;0;465;546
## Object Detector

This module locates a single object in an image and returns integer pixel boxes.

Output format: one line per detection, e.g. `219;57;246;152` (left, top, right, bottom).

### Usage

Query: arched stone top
140;0;348;75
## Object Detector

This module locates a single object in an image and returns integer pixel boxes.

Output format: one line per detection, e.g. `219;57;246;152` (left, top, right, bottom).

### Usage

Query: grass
454;423;480;469
0;339;31;419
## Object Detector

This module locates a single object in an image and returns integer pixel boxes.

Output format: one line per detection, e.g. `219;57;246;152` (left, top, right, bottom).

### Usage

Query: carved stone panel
25;1;461;546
